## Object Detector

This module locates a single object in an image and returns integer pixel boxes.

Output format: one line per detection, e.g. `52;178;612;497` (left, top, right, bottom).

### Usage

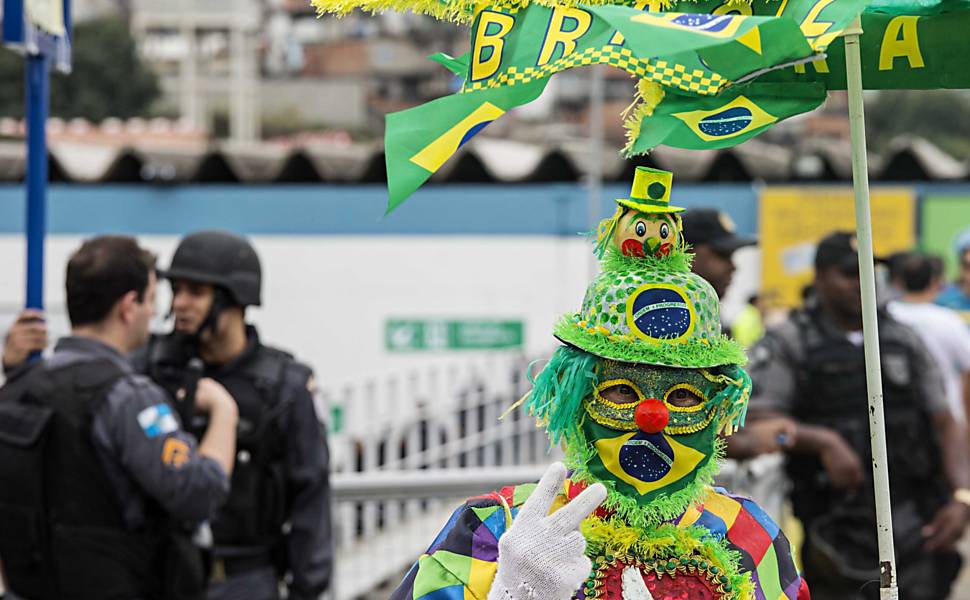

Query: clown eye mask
586;361;718;435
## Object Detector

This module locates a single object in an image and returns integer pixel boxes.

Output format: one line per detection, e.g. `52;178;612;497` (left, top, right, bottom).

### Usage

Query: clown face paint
613;210;682;258
581;360;723;505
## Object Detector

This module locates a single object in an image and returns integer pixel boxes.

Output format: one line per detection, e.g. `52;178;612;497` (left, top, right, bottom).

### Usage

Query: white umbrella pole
843;16;898;599
588;65;605;280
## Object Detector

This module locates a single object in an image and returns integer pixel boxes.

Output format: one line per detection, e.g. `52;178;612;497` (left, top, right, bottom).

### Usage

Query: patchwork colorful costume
391;168;809;600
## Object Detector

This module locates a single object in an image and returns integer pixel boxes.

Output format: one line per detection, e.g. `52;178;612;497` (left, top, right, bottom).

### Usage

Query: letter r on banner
538;7;592;66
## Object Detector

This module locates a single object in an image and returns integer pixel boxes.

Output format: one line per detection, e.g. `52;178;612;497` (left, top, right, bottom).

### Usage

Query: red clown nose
635;398;669;434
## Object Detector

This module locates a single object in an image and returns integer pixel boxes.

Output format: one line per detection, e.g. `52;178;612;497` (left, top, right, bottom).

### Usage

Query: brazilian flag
384;80;548;213
630;82;827;153
379;3;830;212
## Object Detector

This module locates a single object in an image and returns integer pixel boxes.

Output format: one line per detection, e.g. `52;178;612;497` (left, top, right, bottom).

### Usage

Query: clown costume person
390;169;808;600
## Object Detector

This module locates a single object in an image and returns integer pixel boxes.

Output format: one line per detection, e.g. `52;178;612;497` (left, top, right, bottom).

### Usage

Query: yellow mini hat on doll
617;167;686;214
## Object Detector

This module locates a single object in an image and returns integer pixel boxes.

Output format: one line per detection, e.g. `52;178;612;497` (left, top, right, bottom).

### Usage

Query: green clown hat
617;167;686;214
554;266;746;369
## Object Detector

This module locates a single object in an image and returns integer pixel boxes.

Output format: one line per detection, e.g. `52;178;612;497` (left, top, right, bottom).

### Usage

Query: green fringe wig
526;345;598;446
707;363;752;436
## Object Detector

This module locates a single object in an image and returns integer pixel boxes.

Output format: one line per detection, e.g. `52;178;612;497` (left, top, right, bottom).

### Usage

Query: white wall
0;234;759;388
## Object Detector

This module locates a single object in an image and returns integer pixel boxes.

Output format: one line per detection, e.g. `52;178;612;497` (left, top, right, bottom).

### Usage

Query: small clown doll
390;174;808;600
596;167;685;260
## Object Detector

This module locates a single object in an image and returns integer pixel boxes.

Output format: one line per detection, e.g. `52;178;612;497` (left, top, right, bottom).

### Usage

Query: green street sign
385;319;524;351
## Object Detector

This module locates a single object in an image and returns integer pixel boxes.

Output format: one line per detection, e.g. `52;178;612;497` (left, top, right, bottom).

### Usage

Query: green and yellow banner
384;5;826;211
463;5;816;96
384;79;548;212
311;0;970;211
768;7;970;89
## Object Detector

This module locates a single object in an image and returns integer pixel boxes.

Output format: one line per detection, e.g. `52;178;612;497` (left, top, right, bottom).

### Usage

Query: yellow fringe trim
581;516;757;600
622;79;665;157
309;0;751;23
499;391;530;420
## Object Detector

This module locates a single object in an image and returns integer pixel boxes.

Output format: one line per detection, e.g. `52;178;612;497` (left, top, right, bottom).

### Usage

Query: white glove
622;565;655;600
486;462;607;600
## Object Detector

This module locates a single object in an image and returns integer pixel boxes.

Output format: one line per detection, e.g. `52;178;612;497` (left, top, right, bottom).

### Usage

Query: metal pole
844;16;898;599
331;465;549;501
179;0;201;131
25;53;49;313
588;65;604;279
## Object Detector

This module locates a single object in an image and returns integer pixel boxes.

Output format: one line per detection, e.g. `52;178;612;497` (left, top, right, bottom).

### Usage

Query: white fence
324;354;561;599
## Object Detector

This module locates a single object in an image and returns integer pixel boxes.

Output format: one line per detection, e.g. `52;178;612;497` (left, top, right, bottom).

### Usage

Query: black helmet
163;231;261;306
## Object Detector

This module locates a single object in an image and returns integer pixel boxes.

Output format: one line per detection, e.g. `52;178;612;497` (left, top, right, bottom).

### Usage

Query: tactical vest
146;335;295;553
0;360;160;600
785;308;948;527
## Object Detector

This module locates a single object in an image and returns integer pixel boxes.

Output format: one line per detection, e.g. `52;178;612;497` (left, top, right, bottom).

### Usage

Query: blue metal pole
25;53;48;312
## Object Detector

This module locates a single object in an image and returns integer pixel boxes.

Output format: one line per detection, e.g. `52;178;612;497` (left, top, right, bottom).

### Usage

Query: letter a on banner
879;15;924;70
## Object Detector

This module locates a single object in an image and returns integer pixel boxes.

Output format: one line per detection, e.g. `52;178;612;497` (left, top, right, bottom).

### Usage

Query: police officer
680;208;796;459
746;231;970;600
681;208;756;300
132;231;332;600
0;235;237;600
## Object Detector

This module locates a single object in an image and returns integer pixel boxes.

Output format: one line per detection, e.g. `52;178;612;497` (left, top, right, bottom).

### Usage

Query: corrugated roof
880;136;968;181
0;135;965;184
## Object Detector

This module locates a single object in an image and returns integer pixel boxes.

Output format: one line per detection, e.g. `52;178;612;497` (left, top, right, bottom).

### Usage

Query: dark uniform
748;302;959;599
0;336;229;600
132;328;332;600
130;231;332;600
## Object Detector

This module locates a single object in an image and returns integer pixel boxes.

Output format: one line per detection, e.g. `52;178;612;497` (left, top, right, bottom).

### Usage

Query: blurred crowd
687;208;970;599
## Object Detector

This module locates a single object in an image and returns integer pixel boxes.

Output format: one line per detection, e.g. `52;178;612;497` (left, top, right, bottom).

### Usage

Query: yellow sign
759;187;915;308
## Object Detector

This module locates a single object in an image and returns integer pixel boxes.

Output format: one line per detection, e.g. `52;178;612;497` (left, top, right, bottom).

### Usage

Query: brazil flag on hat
617;167;685;214
554;266;746;369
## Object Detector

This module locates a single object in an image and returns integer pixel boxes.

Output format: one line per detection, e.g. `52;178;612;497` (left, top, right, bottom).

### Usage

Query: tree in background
867;90;970;159
0;17;159;121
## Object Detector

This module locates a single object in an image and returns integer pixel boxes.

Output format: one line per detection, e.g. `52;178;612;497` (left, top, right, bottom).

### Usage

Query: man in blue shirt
936;233;970;325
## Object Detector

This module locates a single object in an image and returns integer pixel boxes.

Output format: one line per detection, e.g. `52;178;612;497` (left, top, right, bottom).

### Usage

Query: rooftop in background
0;117;965;184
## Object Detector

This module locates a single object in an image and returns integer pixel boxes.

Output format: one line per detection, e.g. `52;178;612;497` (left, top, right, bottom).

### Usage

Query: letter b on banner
472;11;515;81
